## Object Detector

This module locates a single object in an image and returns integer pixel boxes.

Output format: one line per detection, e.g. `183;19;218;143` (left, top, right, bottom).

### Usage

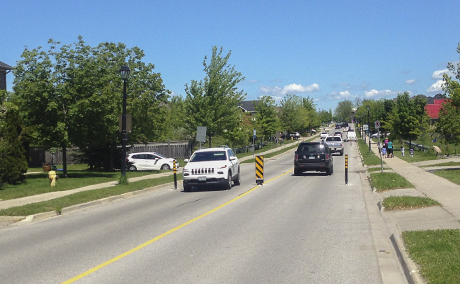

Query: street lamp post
367;105;371;153
120;65;130;178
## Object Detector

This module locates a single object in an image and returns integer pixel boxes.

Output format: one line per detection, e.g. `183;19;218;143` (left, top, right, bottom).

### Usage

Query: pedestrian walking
387;140;393;158
401;146;405;157
410;148;414;157
382;146;387;158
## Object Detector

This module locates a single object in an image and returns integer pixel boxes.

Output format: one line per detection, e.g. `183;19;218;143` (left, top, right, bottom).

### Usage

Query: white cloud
259;83;320;96
405;79;416;84
432;69;449;80
327;90;357;100
364;89;398;98
427;80;444;93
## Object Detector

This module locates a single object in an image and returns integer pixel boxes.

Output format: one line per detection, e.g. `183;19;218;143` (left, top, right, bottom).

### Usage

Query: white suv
182;147;241;192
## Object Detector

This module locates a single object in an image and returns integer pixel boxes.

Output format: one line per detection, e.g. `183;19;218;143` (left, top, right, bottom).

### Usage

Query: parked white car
182;146;240;192
126;152;177;171
320;132;329;139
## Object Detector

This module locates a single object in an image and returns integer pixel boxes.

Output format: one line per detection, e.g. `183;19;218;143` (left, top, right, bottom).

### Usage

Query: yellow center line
62;169;293;284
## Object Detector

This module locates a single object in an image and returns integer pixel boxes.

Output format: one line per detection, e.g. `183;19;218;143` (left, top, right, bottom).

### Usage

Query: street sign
196;126;207;142
363;124;368;131
375;121;380;129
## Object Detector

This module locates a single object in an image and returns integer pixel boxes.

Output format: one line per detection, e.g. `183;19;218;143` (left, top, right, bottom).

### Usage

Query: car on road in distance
294;141;333;175
344;131;357;141
320;132;329;139
182;146;240;192
334;131;342;138
126;152;177;171
325;136;344;155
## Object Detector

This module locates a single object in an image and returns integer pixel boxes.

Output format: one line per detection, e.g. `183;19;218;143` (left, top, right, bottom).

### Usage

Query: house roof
0;61;14;71
238;100;260;112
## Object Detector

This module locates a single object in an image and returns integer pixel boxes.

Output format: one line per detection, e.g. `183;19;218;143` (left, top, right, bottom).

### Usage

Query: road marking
62;169;293;283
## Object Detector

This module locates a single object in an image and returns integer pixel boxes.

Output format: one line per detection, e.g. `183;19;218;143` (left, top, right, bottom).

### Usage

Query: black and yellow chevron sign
255;155;264;185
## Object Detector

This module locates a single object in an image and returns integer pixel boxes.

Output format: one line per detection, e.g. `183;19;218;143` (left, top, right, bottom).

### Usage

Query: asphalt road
0;137;402;283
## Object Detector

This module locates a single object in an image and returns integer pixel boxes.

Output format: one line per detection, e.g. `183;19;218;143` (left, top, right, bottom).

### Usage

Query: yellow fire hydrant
48;165;58;187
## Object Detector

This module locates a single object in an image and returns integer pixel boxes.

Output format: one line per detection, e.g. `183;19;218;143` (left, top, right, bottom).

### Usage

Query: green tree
13;37;169;172
254;96;280;140
389;92;427;144
334;100;354;122
302;96;319;131
0;104;28;184
279;94;309;133
437;43;460;145
184;46;246;147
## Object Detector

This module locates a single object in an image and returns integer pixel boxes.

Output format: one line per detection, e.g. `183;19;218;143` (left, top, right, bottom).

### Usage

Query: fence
28;141;193;167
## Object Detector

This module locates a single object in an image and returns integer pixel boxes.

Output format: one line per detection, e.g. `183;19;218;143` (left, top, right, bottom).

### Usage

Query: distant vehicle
294;141;333;175
320;132;329;139
334;131;342;138
325;136;344;156
127;152;177;171
345;131;357;141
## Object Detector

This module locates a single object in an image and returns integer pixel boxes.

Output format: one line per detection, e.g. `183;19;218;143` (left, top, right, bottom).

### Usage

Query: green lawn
403;230;460;284
433;169;460;186
369;172;414;192
382;196;440;210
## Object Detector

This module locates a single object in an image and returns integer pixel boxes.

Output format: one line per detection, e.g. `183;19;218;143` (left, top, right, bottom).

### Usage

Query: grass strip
403;230;460;284
369;172;413;192
0;170;165;200
382;196;440;210
433;169;460;186
358;139;383;166
0;175;179;216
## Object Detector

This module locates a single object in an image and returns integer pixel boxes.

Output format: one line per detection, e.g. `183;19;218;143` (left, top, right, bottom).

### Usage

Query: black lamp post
367;105;371;153
120;65;130;177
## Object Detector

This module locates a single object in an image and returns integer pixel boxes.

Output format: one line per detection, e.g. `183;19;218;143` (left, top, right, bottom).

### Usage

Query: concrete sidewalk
367;141;460;226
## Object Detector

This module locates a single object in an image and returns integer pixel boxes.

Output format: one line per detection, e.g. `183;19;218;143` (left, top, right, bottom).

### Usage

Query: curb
361;147;422;284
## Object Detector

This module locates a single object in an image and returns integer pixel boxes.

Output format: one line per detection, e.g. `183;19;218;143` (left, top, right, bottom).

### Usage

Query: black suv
294;141;334;175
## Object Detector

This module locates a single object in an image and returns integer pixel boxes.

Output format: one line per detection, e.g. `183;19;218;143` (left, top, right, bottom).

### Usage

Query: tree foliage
0;104;28;184
389;92;428;142
12;36;169;171
279;94;310;133
334;100;353;122
184;46;246;147
254;96;280;139
438;43;460;145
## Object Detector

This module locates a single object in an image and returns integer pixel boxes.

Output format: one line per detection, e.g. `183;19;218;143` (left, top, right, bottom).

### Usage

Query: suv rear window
326;137;341;142
298;144;324;153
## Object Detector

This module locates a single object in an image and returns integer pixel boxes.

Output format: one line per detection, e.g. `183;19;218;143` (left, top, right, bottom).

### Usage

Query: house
0;61;14;91
424;94;447;122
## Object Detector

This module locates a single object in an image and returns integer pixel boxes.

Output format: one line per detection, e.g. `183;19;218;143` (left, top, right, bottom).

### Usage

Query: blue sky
2;0;459;111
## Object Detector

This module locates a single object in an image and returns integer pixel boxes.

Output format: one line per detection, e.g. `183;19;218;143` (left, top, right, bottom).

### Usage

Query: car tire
234;169;241;186
129;165;137;171
294;168;301;176
340;150;344;156
160;164;171;170
183;184;192;192
224;171;232;190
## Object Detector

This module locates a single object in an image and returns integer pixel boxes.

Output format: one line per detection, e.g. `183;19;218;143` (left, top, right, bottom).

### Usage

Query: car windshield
190;151;227;162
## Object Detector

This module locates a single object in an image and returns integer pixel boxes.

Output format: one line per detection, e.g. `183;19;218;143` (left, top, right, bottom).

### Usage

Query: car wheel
224;171;232;190
160;164;171;170
340;150;344;156
183;184;192;192
326;167;332;175
234;169;241;186
129;165;137;171
294;168;301;176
